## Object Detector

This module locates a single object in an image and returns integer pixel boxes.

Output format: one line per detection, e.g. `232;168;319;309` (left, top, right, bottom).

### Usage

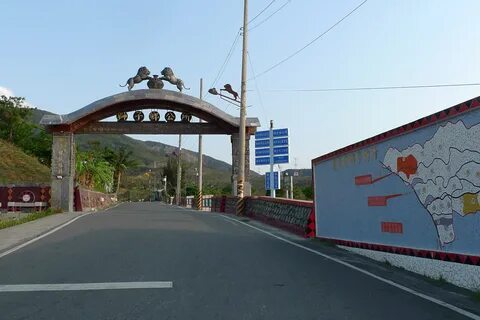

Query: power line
247;51;268;125
209;30;241;90
252;0;368;80
248;0;276;25
266;83;480;92
249;0;291;32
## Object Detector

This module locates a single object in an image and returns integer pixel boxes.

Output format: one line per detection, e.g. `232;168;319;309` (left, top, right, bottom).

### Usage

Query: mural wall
313;97;480;258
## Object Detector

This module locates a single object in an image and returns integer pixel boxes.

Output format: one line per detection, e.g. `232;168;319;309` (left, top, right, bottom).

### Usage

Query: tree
0;95;52;165
106;147;138;194
0;96;33;144
302;186;313;200
76;150;114;193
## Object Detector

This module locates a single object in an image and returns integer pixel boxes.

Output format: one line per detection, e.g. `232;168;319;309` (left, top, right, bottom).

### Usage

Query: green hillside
0;139;50;184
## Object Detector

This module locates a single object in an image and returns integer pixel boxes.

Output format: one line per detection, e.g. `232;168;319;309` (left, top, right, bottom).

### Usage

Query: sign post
255;121;289;198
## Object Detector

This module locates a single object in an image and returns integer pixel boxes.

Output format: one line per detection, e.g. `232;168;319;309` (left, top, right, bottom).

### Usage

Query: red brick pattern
381;222;403;234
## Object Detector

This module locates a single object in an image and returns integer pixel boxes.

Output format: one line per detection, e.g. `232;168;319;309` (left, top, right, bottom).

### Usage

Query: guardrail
210;196;316;238
180;195;214;211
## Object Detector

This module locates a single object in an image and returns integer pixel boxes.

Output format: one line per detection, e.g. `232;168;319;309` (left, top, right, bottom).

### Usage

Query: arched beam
41;89;260;134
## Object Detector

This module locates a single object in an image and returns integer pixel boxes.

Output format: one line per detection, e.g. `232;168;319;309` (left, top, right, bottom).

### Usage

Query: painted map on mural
382;121;480;245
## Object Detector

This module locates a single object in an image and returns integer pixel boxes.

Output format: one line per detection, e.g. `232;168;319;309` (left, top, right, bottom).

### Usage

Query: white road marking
219;214;480;320
0;281;173;292
103;202;123;211
0;213;91;260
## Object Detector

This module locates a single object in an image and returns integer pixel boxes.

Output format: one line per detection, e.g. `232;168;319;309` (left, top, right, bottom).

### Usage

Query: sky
1;0;480;173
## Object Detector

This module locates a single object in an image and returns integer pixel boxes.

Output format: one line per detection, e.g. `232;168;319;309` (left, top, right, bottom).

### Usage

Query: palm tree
109;147;138;194
76;151;114;192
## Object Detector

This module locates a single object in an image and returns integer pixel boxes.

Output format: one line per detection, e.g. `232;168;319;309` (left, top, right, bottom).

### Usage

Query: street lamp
208;85;241;107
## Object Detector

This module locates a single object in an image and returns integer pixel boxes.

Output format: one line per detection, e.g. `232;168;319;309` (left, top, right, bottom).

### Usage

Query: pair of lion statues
120;67;189;92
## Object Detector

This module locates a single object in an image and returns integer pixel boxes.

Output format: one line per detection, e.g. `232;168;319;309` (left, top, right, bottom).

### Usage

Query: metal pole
284;173;289;198
197;78;204;210
176;134;182;205
269;120;275;198
237;0;248;199
290;175;293;199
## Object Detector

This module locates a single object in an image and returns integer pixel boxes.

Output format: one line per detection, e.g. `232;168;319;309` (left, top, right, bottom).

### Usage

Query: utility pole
197;78;204;210
237;0;248;199
176;134;182;205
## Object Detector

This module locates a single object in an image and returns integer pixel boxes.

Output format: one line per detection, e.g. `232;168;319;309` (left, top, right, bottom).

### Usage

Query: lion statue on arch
119;66;151;91
160;67;190;92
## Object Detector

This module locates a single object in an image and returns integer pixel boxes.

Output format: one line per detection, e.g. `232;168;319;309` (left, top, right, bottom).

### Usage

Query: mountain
0;139;50;185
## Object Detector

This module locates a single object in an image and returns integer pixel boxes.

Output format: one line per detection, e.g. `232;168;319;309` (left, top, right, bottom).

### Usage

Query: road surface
0;202;478;319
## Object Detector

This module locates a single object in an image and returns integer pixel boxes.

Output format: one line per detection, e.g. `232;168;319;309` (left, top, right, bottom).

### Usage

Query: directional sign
265;171;280;190
273;128;288;137
273;146;288;155
255;139;270;148
273;155;289;164
255;148;270;157
273;137;288;146
255;130;270;139
255;127;289;166
255;157;271;165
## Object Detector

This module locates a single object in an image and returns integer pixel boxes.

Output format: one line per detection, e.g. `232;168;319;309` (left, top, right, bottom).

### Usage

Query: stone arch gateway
41;89;260;211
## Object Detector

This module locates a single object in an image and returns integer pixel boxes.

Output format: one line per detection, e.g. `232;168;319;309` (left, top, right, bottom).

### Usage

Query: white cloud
0;86;38;108
0;86;14;97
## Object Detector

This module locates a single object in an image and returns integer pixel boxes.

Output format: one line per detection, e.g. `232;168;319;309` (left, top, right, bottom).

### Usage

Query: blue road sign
273;128;288;137
273;137;288;146
273;155;289;164
255;148;270;157
255;128;289;165
255;139;269;148
273;146;288;155
255;130;270;139
265;171;280;190
255;157;270;165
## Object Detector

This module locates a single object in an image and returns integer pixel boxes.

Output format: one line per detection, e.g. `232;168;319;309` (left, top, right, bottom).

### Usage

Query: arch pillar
50;132;75;212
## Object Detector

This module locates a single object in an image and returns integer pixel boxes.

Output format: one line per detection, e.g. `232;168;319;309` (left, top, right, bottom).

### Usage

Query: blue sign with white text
255;157;271;165
255;148;270;157
273;128;288;137
273;146;288;155
265;171;280;190
273;137;288;146
255;139;270;148
273;155;289;164
255;130;270;139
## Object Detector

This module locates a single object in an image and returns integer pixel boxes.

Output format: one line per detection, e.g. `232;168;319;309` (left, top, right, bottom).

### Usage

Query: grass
0;208;61;230
383;259;393;268
427;274;448;286
0;139;50;184
473;291;480;303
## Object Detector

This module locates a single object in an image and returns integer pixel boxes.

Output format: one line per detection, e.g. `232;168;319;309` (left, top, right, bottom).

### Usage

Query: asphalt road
0;202;477;320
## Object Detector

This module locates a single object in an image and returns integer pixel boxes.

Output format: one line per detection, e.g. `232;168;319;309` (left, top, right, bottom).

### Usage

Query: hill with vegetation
0;139;50;185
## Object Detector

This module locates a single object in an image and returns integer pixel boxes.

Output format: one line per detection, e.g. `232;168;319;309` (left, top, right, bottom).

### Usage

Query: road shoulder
0;212;89;255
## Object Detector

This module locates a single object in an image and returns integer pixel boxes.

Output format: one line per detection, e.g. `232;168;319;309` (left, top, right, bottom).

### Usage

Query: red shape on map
355;173;393;185
368;194;402;206
397;154;417;178
381;222;403;234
